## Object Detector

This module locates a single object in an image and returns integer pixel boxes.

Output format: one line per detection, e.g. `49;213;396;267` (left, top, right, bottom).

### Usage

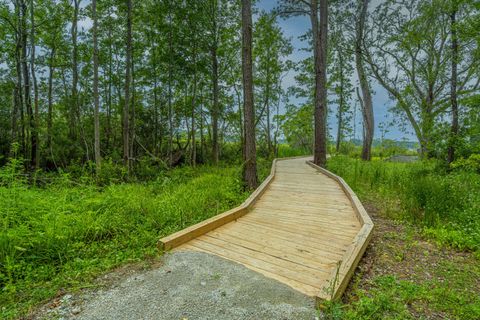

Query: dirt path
35;251;317;320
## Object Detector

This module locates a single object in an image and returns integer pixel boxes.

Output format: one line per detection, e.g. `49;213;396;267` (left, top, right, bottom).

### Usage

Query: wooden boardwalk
159;157;373;301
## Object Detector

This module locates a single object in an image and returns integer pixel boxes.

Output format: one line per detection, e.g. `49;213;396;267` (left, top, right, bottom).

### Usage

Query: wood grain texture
159;156;373;302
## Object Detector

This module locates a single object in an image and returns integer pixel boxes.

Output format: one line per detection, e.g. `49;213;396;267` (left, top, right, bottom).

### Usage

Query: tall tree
364;0;479;157
355;0;373;160
277;0;328;167
313;0;328;167
241;0;257;189
447;1;459;164
210;0;220;164
70;0;80;151
29;0;39;169
123;0;132;168
92;0;101;170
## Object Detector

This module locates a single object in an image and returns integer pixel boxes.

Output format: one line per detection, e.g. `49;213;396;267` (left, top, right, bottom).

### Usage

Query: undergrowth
0;159;250;318
327;155;480;254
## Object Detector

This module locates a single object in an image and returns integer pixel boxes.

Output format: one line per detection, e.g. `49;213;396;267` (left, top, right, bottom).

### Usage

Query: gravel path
40;251;318;320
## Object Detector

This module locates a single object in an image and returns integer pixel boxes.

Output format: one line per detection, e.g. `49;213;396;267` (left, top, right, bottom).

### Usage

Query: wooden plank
203;232;336;271
158;206;248;251
207;225;341;264
249;211;361;231
241;216;358;241
219;221;347;259
252;208;361;228
188;237;329;287
237;220;353;252
253;202;356;217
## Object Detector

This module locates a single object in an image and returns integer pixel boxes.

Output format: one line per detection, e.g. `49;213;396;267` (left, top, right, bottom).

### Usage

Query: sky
256;0;417;142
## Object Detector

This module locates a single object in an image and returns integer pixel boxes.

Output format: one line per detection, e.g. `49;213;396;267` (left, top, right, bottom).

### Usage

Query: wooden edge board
306;161;373;226
158;156;309;251
305;160;374;302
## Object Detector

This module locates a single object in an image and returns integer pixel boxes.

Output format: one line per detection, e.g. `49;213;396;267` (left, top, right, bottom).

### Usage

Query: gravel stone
63;251;317;320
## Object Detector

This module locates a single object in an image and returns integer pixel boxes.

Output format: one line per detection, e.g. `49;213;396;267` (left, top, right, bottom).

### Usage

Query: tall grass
0;163;249;318
327;156;480;253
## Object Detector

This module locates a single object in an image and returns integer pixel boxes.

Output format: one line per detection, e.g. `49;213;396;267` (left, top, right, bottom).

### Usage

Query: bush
451;154;480;173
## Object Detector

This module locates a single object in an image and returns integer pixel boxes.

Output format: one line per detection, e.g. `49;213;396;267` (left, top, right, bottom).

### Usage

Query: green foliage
451;153;480;173
327;156;480;252
0;162;248;319
323;272;480;319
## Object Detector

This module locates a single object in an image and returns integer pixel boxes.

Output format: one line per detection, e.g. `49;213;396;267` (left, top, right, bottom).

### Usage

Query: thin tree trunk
20;0;33;167
13;1;23;153
130;52;136;161
47;45;55;151
336;52;344;153
311;0;328;167
92;0;101;170
70;0;80;146
168;1;174;165
447;8;458;164
106;18;113;152
123;0;132;169
241;0;258;189
191;44;198;167
355;0;374;161
29;0;39;169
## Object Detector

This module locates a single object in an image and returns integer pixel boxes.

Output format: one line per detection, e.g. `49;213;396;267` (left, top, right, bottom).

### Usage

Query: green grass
0;163;250;318
327;155;480;253
321;155;480;319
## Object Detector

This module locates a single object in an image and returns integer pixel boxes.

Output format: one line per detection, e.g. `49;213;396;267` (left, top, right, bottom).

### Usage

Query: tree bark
210;1;220;164
92;0;101;170
335;51;344;153
311;0;328;167
355;0;374;161
14;1;24;154
70;0;80;145
19;0;33;167
123;0;132;169
47;45;55;152
447;8;458;164
167;1;174;165
29;0;39;169
241;0;258;189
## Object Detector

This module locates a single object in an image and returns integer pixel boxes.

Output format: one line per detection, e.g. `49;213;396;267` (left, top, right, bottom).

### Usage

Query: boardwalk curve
158;157;373;302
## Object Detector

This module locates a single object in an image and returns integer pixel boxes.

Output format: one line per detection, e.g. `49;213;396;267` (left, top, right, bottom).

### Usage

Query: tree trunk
20;0;33;167
123;0;132;169
130;53;136;161
29;0;39;169
311;0;328;167
168;2;174;165
447;9;458;164
14;1;24;154
92;0;101;171
70;0;80;146
241;0;258;189
191;43;198;167
335;52;344;153
355;0;374;161
47;45;55;152
211;11;220;164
